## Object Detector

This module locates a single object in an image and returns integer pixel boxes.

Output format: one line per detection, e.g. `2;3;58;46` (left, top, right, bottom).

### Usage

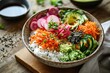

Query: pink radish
47;15;60;24
37;18;45;28
44;23;48;30
40;19;48;30
30;21;38;30
56;24;71;38
37;18;48;30
48;7;59;16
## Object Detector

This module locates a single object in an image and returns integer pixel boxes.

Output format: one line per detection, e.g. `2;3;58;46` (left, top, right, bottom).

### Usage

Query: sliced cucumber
82;14;88;21
87;38;93;50
83;35;99;56
83;39;96;56
83;35;93;50
84;34;92;39
91;38;98;51
80;39;87;52
83;49;92;56
74;10;88;21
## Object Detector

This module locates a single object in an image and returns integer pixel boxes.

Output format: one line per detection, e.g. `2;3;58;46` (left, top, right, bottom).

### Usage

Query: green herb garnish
33;11;36;14
43;39;47;43
36;0;45;6
50;34;54;38
50;0;63;6
48;21;58;29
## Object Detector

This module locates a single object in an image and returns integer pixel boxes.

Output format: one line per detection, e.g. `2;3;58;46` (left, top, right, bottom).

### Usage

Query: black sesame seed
5;45;9;47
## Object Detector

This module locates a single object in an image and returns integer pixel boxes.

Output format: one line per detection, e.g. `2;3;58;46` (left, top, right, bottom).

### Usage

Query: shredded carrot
78;21;100;40
30;28;59;51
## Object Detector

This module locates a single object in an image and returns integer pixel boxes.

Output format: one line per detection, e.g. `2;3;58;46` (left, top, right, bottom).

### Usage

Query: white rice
29;42;64;62
29;31;64;62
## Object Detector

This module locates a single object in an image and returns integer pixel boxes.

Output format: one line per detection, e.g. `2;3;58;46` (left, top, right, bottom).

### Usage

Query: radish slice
48;7;59;15
37;18;48;30
30;21;38;30
41;19;48;30
44;23;48;30
37;18;46;28
47;15;60;24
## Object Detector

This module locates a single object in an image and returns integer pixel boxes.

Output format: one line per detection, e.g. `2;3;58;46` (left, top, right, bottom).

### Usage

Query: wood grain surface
0;0;110;73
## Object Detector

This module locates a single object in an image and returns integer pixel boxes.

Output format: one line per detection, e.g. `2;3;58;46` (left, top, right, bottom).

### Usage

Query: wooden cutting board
15;48;82;73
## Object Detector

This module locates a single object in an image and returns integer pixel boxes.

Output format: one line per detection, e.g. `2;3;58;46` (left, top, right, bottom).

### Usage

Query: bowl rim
22;7;104;64
70;0;103;3
0;0;30;18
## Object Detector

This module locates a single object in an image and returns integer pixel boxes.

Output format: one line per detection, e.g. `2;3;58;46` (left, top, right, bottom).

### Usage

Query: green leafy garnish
43;39;47;43
36;0;45;6
50;34;54;38
50;0;63;6
48;21;58;29
33;11;36;14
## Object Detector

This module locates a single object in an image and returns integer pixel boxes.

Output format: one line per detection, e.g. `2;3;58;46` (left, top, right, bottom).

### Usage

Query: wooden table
0;0;110;73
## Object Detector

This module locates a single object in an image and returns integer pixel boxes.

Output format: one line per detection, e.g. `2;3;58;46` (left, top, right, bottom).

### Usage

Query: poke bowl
22;7;104;68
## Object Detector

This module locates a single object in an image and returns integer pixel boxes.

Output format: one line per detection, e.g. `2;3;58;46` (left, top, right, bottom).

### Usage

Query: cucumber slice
74;10;88;21
80;39;87;52
83;49;91;56
84;34;92;39
91;38;98;51
87;38;93;50
83;35;99;56
83;39;98;56
82;14;88;21
83;35;93;50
